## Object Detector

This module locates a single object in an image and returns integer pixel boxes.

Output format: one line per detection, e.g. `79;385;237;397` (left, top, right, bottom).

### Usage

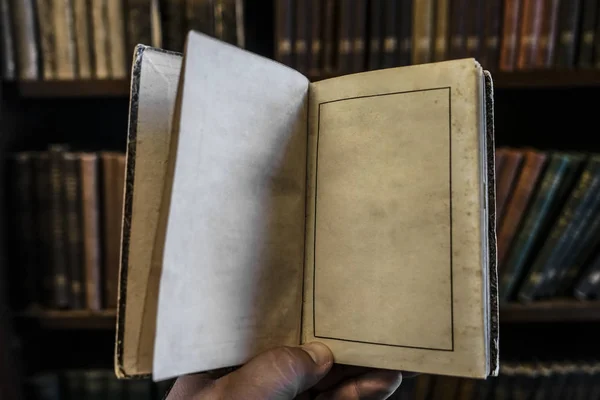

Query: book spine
367;0;382;70
162;0;185;51
84;370;107;400
36;0;56;79
499;0;522;71
91;0;110;79
101;153;117;308
12;0;39;80
274;0;293;67
480;0;502;69
433;0;449;61
497;151;547;268
518;159;600;302
448;0;466;59
308;0;322;75
534;0;560;68
72;0;93;79
496;149;524;222
53;0;78;79
150;0;162;47
517;0;544;69
127;379;153;399
11;153;39;308
397;0;413;66
412;0;434;64
107;0;128;78
0;0;16;80
49;148;70;308
554;0;582;68
337;0;353;74
574;254;600;299
63;153;85;309
495;148;507;175
214;0;238;46
381;0;397;67
594;1;600;68
235;0;244;48
33;153;53;306
499;155;569;300
465;0;484;58
577;0;597;67
105;370;124;399
186;0;214;36
352;0;367;72
294;0;309;73
64;370;85;399
126;0;153;53
322;0;336;72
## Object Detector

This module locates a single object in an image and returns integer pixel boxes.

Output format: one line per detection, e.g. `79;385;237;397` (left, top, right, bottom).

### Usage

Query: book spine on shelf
352;0;367;73
397;0;413;66
72;0;93;79
381;0;397;68
274;0;294;67
367;0;382;70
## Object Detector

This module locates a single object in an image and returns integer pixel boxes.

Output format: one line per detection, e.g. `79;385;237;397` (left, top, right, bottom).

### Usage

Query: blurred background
1;0;600;399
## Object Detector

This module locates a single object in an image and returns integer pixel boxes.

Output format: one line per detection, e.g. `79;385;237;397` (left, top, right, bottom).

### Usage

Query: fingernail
300;342;332;366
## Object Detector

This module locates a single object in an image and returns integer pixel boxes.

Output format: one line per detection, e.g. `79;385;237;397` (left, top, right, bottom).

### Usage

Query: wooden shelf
16;309;117;330
17;79;130;98
500;300;600;322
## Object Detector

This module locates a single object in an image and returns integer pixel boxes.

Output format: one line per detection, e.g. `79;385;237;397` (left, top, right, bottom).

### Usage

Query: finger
313;364;372;391
167;373;215;399
215;342;334;399
315;370;402;400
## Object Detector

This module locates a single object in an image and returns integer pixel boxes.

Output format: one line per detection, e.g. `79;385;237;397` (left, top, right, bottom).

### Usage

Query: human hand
166;342;403;399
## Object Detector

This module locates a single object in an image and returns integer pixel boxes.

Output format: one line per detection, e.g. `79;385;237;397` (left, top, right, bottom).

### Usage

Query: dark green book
517;156;600;302
498;153;582;301
573;250;600;299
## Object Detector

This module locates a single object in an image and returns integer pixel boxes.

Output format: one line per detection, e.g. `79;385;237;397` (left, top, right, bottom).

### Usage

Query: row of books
0;0;244;81
7;147;125;311
495;148;600;303
275;0;600;76
26;370;172;400
393;362;600;400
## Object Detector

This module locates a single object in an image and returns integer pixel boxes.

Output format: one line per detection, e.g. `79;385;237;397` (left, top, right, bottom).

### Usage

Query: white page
153;32;309;380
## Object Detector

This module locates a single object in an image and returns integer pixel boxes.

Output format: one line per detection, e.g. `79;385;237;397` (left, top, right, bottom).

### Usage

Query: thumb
216;342;333;399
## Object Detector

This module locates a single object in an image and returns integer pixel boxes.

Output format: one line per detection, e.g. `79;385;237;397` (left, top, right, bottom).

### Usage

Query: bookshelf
16;309;117;330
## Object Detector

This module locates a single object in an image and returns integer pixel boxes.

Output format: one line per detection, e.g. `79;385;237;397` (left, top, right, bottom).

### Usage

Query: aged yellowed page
303;59;489;378
152;32;309;381
116;46;182;378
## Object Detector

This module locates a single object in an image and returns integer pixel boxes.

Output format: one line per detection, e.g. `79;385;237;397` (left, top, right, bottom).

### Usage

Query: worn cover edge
484;70;500;377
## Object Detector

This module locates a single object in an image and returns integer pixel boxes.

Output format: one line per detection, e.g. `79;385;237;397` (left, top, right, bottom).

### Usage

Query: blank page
152;32;309;380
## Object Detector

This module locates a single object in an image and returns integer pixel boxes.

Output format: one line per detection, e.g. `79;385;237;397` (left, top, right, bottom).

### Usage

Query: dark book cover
274;0;294;67
49;146;70;308
36;0;56;79
518;157;600;302
499;0;522;70
84;370;107;400
337;0;353;74
161;0;185;51
381;0;397;68
127;378;153;399
27;373;60;400
534;0;561;68
554;0;582;68
105;370;124;400
367;0;382;70
479;0;503;69
576;0;597;67
62;153;85;309
126;0;153;54
448;0;467;59
33;153;53;307
412;374;432;400
517;0;544;69
0;0;16;79
499;153;583;301
64;370;85;399
186;0;214;36
397;0;413;66
12;0;40;79
573;248;600;299
322;0;337;73
465;0;484;58
308;0;322;75
214;0;240;46
352;0;367;72
294;0;309;73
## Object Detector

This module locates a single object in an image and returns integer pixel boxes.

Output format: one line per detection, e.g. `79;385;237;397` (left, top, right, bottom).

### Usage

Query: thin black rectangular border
312;87;454;352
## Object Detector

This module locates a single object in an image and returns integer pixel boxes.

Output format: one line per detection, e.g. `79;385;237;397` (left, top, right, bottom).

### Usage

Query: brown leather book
80;153;102;311
308;0;322;76
295;0;309;74
496;149;524;223
337;0;353;74
479;0;502;69
534;0;561;68
412;0;434;64
516;0;544;69
352;0;367;72
433;0;449;61
101;152;121;309
499;0;522;71
497;150;547;268
465;0;484;58
274;0;294;67
496;148;506;177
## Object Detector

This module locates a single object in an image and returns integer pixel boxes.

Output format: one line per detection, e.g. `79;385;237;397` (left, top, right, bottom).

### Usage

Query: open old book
115;31;499;382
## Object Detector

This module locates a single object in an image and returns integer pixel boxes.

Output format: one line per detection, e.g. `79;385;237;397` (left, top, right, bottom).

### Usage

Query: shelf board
17;79;130;98
16;309;117;330
500;300;600;322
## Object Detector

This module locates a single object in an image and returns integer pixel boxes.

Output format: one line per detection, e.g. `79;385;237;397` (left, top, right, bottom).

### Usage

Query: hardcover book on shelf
115;31;498;381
